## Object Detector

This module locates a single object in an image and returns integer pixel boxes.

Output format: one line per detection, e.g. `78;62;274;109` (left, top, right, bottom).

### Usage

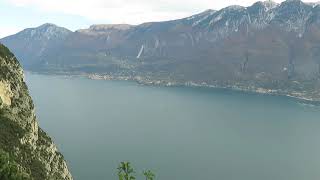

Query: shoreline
25;71;320;105
87;74;320;105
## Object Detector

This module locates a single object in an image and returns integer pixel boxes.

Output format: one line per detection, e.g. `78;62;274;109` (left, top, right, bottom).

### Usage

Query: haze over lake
25;73;320;180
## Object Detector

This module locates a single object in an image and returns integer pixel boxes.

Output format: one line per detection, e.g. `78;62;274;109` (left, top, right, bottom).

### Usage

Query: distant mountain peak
261;0;278;9
76;24;134;35
185;9;216;22
223;5;246;11
38;23;57;28
89;24;133;31
281;0;306;6
35;23;71;33
250;0;278;12
17;23;71;41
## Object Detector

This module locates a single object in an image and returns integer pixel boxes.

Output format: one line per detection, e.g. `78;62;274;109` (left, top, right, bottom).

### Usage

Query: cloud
5;0;317;25
7;0;195;24
4;0;260;24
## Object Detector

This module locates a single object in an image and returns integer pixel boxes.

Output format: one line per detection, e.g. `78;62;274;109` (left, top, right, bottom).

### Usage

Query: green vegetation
0;149;31;180
117;162;135;180
142;170;155;180
0;44;72;180
117;162;155;180
0;44;14;59
0;112;48;180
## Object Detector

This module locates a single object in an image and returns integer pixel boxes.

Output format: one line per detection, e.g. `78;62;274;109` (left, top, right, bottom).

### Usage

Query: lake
25;73;320;180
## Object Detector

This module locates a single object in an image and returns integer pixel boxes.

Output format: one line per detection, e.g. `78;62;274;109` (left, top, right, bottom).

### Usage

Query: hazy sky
0;0;317;38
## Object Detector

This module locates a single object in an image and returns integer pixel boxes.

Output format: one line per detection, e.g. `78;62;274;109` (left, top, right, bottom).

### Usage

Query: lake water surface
25;73;320;180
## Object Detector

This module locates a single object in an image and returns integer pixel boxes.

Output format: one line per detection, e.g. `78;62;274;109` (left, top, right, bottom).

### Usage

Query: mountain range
2;0;320;101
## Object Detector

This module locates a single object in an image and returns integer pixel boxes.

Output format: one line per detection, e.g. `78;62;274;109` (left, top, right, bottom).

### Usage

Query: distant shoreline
25;71;320;105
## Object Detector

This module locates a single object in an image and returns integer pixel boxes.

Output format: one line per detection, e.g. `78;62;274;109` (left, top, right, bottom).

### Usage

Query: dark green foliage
117;162;155;180
0;110;26;150
143;170;155;180
0;149;31;180
0;44;21;82
0;113;47;180
0;44;14;60
118;162;135;180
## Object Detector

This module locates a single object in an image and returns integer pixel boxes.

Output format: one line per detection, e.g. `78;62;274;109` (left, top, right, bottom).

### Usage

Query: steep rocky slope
1;24;71;70
0;44;72;179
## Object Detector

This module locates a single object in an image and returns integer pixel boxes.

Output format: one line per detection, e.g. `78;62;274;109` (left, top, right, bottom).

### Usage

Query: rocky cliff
0;44;72;179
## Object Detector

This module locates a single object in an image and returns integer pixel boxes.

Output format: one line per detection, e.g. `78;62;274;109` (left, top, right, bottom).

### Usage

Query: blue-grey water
25;73;320;180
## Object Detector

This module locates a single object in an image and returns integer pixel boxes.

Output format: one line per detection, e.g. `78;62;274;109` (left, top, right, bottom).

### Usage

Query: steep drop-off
0;44;72;179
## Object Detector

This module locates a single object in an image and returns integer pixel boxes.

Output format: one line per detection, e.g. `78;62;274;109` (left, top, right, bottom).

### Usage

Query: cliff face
0;44;72;179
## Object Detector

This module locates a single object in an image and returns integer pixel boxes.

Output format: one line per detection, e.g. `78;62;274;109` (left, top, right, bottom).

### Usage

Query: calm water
25;73;320;180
